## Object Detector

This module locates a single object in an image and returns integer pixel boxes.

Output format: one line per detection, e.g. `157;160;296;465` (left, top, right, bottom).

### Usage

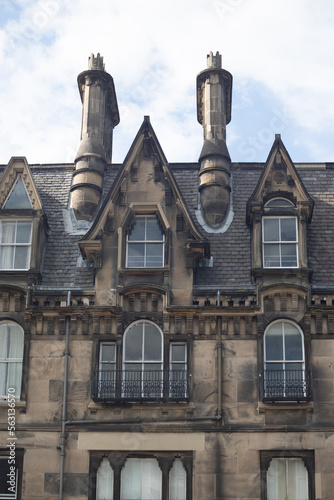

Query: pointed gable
0;157;44;211
246;134;314;224
79;117;209;267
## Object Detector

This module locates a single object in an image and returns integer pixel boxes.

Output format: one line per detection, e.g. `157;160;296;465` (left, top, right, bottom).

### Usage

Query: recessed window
92;324;189;402
170;343;187;398
97;343;116;399
267;458;309;500
262;217;298;268
263;321;310;401
92;455;190;500
123;321;163;398
121;458;162;500
0;220;32;270
126;216;164;268
96;458;114;500
0;322;24;401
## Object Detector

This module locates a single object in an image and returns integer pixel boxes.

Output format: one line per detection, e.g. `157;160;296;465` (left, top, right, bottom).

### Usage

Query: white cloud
0;0;333;165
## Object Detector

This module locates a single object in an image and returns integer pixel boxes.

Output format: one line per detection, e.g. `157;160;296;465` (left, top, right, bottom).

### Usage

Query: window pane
14;246;29;269
263;219;279;242
281;244;297;267
128;219;146;241
0;246;14;269
171;345;186;362
4;177;32;209
127;243;145;268
146;217;163;241
287;459;308;500
266;199;294;208
285;326;303;361
97;458;113;500
281;218;296;242
267;458;287;500
169;459;186;500
101;344;116;362
0;222;16;244
121;458;162;500
265;363;284;372
16;222;32;243
146;243;163;267
144;324;162;361
266;325;283;361
7;326;24;359
125;324;143;361
263;244;280;267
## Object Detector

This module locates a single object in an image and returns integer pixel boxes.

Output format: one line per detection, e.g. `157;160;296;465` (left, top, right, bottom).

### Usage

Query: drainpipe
217;290;222;419
59;291;71;500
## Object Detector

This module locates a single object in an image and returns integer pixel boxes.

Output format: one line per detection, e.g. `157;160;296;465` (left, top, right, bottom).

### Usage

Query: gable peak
0;157;42;210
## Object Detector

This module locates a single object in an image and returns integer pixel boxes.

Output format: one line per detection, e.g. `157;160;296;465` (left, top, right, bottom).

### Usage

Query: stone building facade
0;52;333;500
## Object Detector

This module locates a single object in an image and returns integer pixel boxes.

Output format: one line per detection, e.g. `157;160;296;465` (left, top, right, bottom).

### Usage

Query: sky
0;0;333;166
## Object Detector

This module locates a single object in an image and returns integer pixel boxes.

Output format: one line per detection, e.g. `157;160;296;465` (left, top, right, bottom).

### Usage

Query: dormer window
262;199;298;269
0;220;32;270
126;215;164;268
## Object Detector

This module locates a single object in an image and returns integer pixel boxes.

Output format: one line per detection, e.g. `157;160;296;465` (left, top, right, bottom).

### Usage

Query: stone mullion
157;457;174;500
108;454;127;500
182;456;193;500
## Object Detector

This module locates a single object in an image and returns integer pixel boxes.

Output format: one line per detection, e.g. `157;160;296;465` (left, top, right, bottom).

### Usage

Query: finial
207;51;222;69
88;53;105;71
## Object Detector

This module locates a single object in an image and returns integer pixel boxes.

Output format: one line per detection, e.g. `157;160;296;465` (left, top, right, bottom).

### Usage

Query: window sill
251;267;313;279
258;401;313;414
88;400;194;413
0;400;26;412
119;267;169;275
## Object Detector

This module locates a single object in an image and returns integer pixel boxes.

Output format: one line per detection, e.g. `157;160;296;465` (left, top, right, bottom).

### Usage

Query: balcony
262;369;312;402
92;369;189;403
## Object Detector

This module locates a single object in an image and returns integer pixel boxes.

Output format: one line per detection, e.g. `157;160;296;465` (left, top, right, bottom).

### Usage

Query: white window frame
264;320;305;399
262;216;298;268
98;342;117;398
122;321;163;398
169;343;188;398
126;215;165;268
0;321;24;401
0;220;32;270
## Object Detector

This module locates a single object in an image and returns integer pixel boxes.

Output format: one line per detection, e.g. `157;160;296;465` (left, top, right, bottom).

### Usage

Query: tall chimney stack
71;53;119;221
197;51;232;228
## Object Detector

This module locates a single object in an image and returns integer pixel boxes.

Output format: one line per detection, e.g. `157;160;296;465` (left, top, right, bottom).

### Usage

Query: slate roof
1;159;334;290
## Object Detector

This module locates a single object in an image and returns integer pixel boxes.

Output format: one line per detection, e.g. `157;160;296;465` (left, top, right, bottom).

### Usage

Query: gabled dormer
79;117;209;306
0;157;49;285
246;135;314;281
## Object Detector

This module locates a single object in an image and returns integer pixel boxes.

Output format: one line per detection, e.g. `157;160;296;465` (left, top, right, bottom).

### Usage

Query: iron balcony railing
262;369;312;402
92;369;189;402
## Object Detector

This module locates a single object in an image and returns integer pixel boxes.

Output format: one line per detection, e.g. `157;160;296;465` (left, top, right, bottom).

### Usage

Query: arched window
0;321;24;400
123;321;163;398
263;320;308;400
